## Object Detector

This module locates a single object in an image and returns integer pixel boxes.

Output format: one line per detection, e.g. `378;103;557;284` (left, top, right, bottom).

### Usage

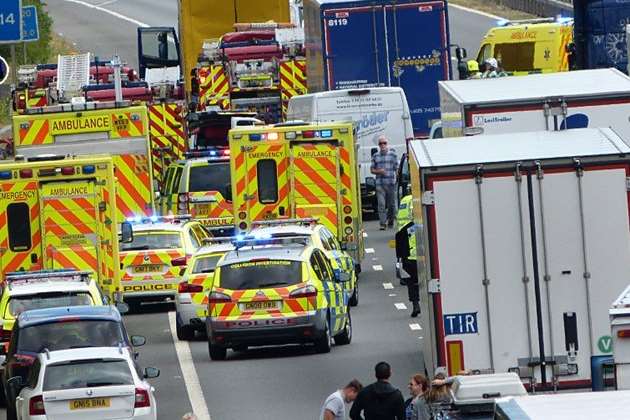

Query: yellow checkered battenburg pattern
199;65;230;110
148;103;187;186
279;60;307;119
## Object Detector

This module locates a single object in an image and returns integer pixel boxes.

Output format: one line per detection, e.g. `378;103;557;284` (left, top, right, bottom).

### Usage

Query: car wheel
335;311;352;345
349;284;359;307
208;343;227;361
314;318;332;354
176;323;195;341
6;400;16;420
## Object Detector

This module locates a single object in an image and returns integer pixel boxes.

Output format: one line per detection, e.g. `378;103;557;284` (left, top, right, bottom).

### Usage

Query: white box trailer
408;128;630;389
438;68;630;139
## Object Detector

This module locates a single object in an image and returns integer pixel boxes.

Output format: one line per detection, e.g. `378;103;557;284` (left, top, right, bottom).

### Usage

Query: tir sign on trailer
409;128;630;389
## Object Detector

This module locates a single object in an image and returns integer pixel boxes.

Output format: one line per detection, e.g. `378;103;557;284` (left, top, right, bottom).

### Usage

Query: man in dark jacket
350;361;406;420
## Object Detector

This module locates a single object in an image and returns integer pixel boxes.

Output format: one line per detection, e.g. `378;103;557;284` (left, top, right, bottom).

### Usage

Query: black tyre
314;318;332;354
6;401;16;420
208;343;227;360
176;323;195;341
335;311;352;345
349;283;359;307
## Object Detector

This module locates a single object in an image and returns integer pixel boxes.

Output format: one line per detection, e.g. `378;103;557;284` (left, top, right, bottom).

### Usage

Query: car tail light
134;388;151;408
171;256;187;267
29;395;45;415
289;285;317;298
178;282;203;293
208;291;231;304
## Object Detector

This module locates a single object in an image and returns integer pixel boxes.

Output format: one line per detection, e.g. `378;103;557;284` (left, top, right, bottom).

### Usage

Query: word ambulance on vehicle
0;155;128;302
409;128;630;389
228;121;364;269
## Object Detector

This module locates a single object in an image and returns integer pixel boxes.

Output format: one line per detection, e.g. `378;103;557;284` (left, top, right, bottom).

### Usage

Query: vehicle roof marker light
0;171;12;180
496;19;509;27
249;133;263;141
82;165;95;174
320;129;332;138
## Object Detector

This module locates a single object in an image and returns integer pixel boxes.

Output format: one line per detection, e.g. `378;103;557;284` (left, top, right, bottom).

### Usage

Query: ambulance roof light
249;133;263;141
0;171;12;180
125;214;193;224
320;130;332;138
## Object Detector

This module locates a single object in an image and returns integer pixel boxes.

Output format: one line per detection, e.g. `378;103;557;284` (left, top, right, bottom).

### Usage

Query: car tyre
208;343;227;361
349;283;359;307
6;401;16;420
314;318;332;354
176;323;195;341
335;311;352;345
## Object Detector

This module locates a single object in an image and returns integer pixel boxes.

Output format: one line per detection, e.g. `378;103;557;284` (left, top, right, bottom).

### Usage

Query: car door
313;249;345;335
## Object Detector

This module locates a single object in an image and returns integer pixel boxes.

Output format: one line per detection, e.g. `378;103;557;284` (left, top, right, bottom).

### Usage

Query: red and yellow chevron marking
189;191;233;223
119;248;184;283
113;154;153;219
210;284;314;319
199;65;230;110
279;60;307;119
27;90;48;109
148;103;186;185
17;119;51;146
244;144;289;222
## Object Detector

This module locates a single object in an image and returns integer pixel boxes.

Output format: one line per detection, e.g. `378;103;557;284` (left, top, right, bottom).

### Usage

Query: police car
206;235;352;360
0;270;105;343
175;240;234;340
250;220;359;306
118;216;211;310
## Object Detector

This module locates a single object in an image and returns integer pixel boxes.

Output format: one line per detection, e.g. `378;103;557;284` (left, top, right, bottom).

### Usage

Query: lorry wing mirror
371;147;378;156
120;222;134;244
455;47;467;61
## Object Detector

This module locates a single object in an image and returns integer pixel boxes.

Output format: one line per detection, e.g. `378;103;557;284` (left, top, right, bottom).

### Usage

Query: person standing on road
320;379;364;420
371;136;398;230
349;361;406;420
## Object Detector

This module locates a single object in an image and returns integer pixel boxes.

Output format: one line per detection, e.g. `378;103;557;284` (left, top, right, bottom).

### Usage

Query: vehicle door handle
30;253;38;264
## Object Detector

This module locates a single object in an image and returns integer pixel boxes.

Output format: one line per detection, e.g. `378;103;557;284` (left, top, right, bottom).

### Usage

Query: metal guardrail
491;0;573;17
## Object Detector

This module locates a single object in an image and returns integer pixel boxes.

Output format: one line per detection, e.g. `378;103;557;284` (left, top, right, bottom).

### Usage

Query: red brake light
29;395;45;415
208;291;231;304
134;388;151;408
618;329;630;338
178;281;203;293
302;130;316;138
61;166;75;175
171;256;188;267
19;169;33;179
289;285;317;298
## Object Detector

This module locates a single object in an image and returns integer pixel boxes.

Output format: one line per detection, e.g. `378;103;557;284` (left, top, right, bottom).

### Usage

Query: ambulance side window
172;167;184;193
163;167;175;193
257;160;278;203
7;203;32;252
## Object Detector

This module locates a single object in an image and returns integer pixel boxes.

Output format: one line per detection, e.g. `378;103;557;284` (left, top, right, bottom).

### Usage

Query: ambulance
228;121;364;268
0;155;127;302
12;102;155;221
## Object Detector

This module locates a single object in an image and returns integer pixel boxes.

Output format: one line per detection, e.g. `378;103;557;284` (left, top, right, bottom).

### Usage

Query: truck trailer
303;0;451;137
438;68;630;139
409;128;630;389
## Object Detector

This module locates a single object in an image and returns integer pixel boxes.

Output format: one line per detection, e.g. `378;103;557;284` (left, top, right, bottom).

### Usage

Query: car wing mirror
120;222;134;244
131;335;146;347
143;367;160;379
116;302;130;315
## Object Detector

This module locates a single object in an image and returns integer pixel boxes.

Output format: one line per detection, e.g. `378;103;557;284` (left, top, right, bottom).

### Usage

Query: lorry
228;121;365;268
0;155;130;302
303;0;451;137
609;284;630;391
437;68;630;139
287;87;413;213
408;127;630;389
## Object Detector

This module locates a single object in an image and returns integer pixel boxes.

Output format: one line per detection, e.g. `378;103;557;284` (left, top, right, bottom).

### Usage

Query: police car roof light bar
232;235;312;250
252;218;319;227
5;270;92;287
500;17;556;27
127;215;192;224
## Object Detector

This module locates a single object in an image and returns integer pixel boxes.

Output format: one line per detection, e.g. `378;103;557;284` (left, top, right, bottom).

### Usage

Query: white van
287;87;414;212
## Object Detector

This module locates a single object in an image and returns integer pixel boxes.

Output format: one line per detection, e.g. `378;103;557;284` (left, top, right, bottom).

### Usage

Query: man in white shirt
320;379;363;420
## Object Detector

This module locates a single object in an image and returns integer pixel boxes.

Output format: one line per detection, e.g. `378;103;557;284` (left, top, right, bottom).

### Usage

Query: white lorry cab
409;127;630;390
287;87;414;212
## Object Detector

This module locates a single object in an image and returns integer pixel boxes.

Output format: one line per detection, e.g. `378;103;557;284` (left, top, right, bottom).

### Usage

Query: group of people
320;362;453;420
465;57;508;79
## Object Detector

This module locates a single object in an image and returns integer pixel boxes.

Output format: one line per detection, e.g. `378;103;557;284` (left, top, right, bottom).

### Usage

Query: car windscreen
218;260;302;290
44;359;133;391
189;163;231;198
192;255;223;274
7;292;94;318
18;320;125;352
119;232;181;251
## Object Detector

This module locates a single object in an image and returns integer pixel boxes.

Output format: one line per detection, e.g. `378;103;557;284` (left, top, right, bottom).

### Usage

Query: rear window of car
218;260;302;290
44;359;133;391
119;232;182;251
189;163;231;198
7;292;94;317
192;255;223;274
18;320;125;352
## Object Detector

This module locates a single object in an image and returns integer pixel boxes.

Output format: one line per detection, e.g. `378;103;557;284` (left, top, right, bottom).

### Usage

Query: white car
9;347;159;420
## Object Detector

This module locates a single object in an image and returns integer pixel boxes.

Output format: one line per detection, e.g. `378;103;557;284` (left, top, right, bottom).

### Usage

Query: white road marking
96;0;119;6
409;323;422;331
168;312;212;420
62;0;149;27
418;336;424;340
362;232;368;238
449;3;505;20
383;282;394;290
365;248;375;254
372;257;378;261
394;302;407;310
388;293;397;297
372;265;383;271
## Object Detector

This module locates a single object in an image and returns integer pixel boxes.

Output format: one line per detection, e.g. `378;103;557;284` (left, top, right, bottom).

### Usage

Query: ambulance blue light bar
185;149;230;158
125;215;192;224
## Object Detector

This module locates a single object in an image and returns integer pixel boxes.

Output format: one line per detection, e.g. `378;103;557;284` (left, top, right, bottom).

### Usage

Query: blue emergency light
249;133;263;141
0;171;12;180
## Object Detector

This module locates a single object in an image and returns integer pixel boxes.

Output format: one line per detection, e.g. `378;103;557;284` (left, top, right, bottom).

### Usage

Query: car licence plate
194;204;211;215
133;264;162;273
241;301;279;311
69;398;111;410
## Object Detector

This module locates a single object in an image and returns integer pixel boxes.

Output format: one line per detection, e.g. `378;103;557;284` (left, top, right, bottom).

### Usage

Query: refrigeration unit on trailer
439;68;630;139
408;128;630;389
303;0;451;137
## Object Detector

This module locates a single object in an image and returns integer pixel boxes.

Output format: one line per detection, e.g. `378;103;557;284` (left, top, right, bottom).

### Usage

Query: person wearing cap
466;60;481;79
482;58;498;78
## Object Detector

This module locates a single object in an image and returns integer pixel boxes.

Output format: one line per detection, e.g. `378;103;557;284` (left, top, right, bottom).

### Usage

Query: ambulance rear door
289;137;342;235
40;180;101;274
0;181;42;274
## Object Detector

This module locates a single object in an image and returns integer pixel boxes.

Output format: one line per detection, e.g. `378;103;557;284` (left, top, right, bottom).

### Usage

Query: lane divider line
365;248;375;254
449;3;505;20
383;282;394;290
167;311;212;420
62;0;149;27
388;293;397;297
394;302;407;310
409;323;422;331
372;265;383;271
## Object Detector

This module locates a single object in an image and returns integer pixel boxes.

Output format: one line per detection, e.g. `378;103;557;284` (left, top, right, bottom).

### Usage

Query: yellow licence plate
194;204;211;214
242;301;279;311
69;398;111;410
133;264;162;273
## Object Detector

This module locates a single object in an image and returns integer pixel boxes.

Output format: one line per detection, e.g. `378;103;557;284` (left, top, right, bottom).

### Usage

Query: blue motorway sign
22;5;38;42
0;0;22;44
